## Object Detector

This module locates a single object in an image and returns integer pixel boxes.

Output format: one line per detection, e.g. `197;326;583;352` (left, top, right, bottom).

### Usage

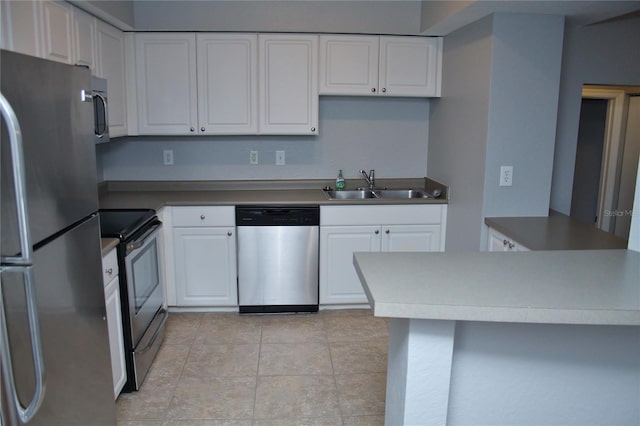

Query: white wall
551;16;640;215
99;97;430;181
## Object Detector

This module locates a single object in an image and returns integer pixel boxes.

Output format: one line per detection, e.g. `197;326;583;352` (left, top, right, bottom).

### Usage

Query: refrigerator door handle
0;93;33;266
0;93;45;423
0;266;46;424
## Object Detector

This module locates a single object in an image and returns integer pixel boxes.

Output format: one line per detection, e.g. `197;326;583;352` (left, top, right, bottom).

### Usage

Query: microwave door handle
0;93;33;265
94;93;108;138
0;266;46;424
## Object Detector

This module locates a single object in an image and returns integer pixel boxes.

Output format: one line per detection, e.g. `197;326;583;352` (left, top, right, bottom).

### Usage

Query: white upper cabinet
259;34;319;135
135;33;198;135
96;21;128;137
319;35;442;97
1;0;43;57
319;35;379;95
135;33;258;135
41;1;73;64
196;33;258;134
380;36;441;97
71;7;96;70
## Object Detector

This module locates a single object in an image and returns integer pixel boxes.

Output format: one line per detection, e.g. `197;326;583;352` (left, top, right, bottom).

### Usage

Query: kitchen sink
376;189;432;199
324;190;378;200
323;188;440;200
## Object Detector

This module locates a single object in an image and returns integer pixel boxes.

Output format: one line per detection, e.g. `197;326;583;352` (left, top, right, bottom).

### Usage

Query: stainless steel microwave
91;76;109;144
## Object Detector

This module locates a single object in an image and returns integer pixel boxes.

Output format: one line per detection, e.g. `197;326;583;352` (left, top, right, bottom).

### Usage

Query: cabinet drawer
172;206;235;227
102;248;118;286
321;204;445;226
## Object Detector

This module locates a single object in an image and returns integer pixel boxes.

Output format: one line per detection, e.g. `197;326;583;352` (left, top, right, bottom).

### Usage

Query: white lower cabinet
102;248;126;399
487;227;530;252
171;206;238;306
320;205;447;305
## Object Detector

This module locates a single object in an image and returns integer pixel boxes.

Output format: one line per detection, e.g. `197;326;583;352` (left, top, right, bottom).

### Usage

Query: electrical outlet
500;165;513;186
276;150;286;166
250;150;259;165
163;149;174;166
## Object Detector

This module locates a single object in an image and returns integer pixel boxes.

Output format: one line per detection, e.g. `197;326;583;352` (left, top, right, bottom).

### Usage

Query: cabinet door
71;6;96;70
1;0;42;57
41;0;73;64
320;226;380;304
136;33;198;135
197;33;258;134
104;276;126;398
379;36;441;97
319;35;379;96
173;227;238;306
381;224;442;252
259;34;318;135
96;21;128;137
488;228;509;252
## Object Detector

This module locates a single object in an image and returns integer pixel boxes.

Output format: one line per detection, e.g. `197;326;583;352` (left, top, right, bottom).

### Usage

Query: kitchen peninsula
354;249;640;426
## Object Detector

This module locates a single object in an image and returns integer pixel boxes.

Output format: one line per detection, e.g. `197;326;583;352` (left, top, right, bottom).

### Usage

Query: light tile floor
116;309;388;426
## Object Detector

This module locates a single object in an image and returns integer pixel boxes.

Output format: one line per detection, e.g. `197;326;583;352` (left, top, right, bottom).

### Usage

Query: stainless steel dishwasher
236;205;319;314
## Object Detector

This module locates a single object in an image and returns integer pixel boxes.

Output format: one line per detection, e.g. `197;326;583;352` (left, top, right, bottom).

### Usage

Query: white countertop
353;250;640;325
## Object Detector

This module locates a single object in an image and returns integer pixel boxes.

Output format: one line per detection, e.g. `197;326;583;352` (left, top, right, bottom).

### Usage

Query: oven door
124;221;164;347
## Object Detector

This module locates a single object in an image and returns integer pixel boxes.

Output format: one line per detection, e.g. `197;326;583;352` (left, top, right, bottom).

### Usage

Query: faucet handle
369;169;375;180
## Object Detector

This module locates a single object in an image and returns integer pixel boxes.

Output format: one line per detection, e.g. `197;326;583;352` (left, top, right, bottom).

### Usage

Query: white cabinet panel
259;34;318;135
320;225;380;304
382;224;442;252
197;33;258;134
487;227;530;252
135;33;198;135
71;7;96;70
1;1;42;57
319;35;442;98
96;21;128;137
173;226;238;306
102;248;125;398
41;0;73;64
320;205;447;305
380;36;442;97
319;35;379;95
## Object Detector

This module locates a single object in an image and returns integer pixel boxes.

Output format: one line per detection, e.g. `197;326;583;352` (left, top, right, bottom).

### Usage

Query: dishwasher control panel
236;206;320;226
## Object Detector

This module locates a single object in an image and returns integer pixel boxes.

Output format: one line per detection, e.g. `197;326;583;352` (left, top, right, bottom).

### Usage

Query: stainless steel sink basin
323;188;440;200
376;189;432;199
324;190;377;200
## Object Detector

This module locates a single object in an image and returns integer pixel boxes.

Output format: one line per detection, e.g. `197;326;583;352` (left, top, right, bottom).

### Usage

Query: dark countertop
101;238;119;256
98;178;449;211
485;212;628;250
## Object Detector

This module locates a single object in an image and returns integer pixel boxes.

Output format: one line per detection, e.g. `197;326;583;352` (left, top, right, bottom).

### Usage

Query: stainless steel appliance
99;209;167;392
92;76;109;144
1;50;115;425
236;206;319;314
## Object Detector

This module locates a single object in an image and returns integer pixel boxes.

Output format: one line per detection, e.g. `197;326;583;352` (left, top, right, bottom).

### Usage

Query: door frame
581;86;629;232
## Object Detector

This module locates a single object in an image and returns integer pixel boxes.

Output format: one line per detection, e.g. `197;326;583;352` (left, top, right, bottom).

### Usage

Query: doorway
570;85;640;240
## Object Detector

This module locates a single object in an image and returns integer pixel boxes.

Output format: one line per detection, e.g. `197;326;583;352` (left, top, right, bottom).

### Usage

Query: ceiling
420;0;640;35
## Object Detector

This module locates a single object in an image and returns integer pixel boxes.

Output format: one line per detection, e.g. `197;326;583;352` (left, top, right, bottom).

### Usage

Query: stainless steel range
99;209;167;392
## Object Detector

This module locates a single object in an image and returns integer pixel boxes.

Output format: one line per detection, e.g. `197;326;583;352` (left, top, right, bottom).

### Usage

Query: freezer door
0;216;115;425
1;50;98;255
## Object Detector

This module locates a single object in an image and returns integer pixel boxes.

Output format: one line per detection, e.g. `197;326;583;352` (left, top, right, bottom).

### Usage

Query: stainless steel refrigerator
1;50;116;425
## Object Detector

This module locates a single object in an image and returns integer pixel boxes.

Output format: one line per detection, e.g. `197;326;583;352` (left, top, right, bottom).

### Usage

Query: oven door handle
126;221;161;255
134;308;168;355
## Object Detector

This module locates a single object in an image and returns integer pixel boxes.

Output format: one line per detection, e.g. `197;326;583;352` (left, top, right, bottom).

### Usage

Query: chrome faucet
360;169;376;189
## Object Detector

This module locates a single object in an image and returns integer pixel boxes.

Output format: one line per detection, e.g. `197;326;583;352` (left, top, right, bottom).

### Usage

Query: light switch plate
276;150;285;166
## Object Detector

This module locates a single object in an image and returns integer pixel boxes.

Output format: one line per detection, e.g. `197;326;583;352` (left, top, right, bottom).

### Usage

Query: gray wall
99;97;429;181
428;16;493;252
551;16;640;215
482;13;564;219
429;13;565;251
132;1;423;35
